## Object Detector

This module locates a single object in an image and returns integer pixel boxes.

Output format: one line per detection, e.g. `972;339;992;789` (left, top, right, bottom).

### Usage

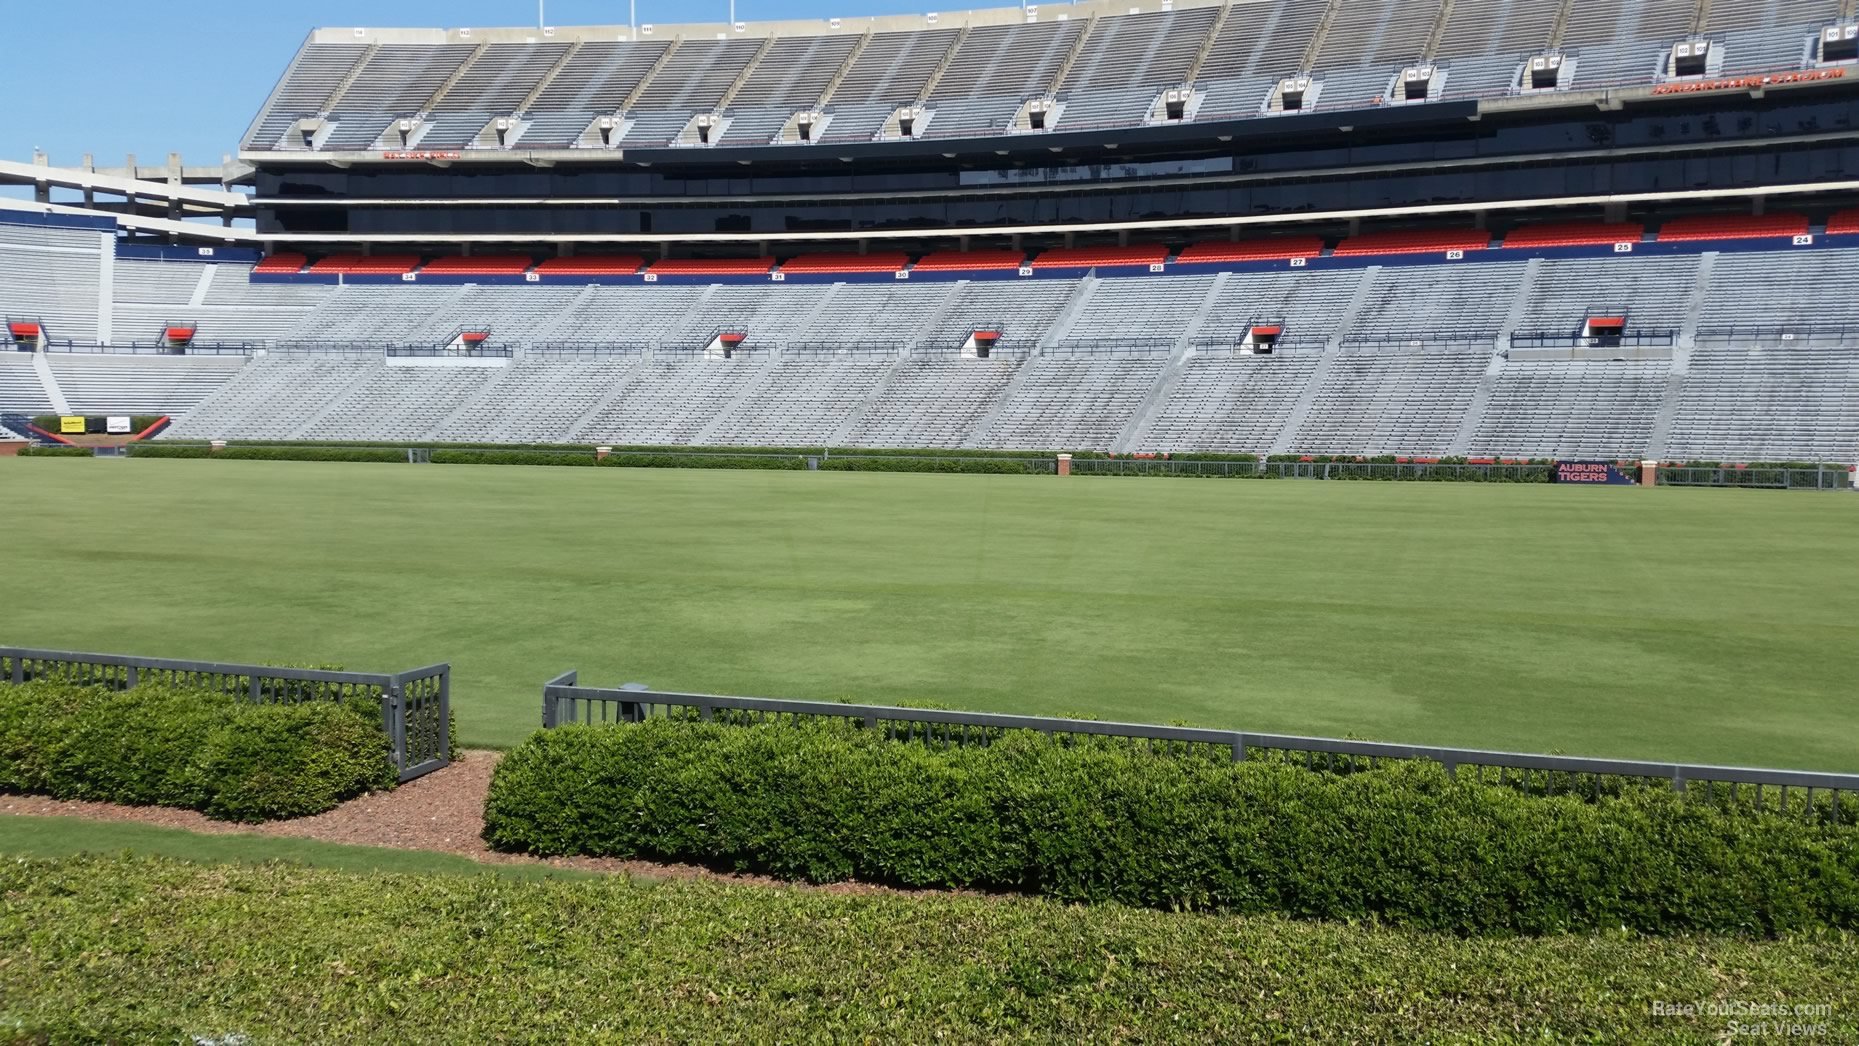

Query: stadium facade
1;0;1858;463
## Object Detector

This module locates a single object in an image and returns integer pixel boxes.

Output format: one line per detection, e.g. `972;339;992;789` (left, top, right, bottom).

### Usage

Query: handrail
540;677;1859;806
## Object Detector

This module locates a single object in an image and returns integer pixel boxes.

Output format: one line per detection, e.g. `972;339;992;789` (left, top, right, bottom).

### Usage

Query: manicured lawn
2;458;1854;768
0;814;591;880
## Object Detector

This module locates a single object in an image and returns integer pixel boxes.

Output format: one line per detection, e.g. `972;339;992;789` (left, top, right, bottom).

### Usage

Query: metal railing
2;647;450;782
1510;329;1678;349
1340;331;1502;351
39;341;260;356
1693;325;1859;347
541;674;1859;821
1072;457;1262;477
1260;461;1550;481
1659;465;1851;489
528;341;650;358
386;344;515;359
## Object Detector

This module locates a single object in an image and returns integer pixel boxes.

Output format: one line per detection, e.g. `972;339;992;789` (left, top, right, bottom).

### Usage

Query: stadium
2;0;1859;1038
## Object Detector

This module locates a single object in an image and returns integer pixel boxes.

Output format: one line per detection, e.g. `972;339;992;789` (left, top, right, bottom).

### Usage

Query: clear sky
9;0;939;165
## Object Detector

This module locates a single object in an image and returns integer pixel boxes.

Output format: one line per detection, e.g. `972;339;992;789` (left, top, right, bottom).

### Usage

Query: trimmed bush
17;445;92;458
0;681;395;822
7;855;1859;1042
484;720;1859;935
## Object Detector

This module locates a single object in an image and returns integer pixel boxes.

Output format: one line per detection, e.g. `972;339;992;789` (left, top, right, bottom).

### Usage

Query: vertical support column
1640;459;1659;486
1056;452;1072;476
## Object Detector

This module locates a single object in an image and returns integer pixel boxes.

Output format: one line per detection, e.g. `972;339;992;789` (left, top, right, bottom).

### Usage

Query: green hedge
820;455;1048;475
17;446;92;458
0;681;395;822
7;855;1859;1042
595;452;808;471
484;720;1859;936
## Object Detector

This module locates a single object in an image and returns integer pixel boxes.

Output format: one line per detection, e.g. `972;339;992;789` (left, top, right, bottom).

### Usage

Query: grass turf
2;458;1854;769
0;814;592;880
3;852;1856;1041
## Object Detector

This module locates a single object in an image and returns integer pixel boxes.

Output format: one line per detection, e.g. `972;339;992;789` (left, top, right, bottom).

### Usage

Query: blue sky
9;0;935;164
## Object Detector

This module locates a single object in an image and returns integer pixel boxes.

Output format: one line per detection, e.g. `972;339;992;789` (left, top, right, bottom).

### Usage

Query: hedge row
6;855;1859;1042
0;680;396;822
484;720;1859;936
17;446;93;458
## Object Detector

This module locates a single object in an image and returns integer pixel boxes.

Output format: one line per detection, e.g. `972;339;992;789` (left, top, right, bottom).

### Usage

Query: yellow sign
59;416;85;434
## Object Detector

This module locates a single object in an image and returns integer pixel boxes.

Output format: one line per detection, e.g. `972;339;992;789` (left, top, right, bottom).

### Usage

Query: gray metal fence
2;647;450;782
1657;466;1851;490
542;672;1859;822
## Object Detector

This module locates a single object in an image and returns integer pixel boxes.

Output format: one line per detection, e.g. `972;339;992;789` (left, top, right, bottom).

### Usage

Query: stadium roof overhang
235;68;1857;174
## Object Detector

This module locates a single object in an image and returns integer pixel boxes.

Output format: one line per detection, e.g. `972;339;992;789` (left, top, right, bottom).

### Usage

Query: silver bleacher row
8;243;1859;462
244;0;1851;152
152;344;1859;462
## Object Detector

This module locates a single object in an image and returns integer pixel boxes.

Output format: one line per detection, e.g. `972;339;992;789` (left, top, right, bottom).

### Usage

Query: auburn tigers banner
1554;461;1638;485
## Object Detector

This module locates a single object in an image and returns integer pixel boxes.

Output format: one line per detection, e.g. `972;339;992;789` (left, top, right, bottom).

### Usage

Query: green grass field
3;458;1854;769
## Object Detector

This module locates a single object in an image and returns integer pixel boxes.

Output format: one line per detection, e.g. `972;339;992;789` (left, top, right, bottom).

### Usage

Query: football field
3;458;1854;770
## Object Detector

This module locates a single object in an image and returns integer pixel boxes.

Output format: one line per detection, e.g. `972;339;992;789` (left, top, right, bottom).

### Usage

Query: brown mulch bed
0;750;940;894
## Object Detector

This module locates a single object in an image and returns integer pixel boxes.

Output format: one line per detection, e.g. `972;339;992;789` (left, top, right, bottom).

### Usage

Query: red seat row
778;251;912;273
912;250;1026;271
1501;222;1644;248
307;253;423;275
1655;213;1809;242
1823;209;1859;236
1031;244;1169;269
253;252;310;274
1333;229;1490;256
646;257;777;276
421;255;536;276
1175;236;1324;263
533;255;646;275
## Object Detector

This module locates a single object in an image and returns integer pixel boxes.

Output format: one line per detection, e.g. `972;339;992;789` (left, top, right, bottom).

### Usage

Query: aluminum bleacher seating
978;357;1166;449
0;352;53;413
844;357;1021;447
1059;275;1213;347
244;43;371;150
1470;359;1668;458
1697;249;1859;332
1144;354;1320;453
577;359;771;445
1515;255;1701;334
1290;351;1490;456
707;357;895;445
434;43;571;114
633;38;767;111
1664;345;1859;462
433;358;637;443
1345;262;1525;342
47;353;248;415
